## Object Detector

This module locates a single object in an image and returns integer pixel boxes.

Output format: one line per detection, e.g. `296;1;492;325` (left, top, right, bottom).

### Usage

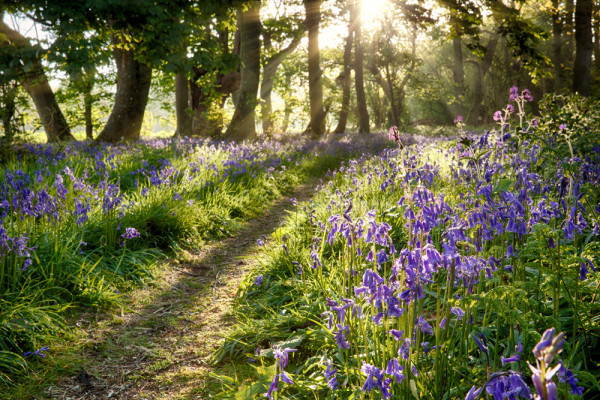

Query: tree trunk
552;0;563;91
594;2;600;72
333;17;353;134
0;20;74;142
0;82;18;140
190;68;240;137
175;72;192;136
83;80;94;140
565;0;576;79
260;37;302;135
573;0;593;96
352;0;370;134
225;2;261;140
281;98;291;133
96;44;152;142
469;35;499;125
451;13;465;118
304;0;326;136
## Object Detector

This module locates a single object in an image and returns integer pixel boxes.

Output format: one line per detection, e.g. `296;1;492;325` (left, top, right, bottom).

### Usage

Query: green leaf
493;179;513;194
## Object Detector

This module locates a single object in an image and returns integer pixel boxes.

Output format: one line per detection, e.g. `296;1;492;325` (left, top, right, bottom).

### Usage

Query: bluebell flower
451;307;465;319
464;385;482;400
254;274;263;285
474;332;488;356
416;315;434;335
265;373;279;399
280;371;294;384
333;324;351;349
385;358;405;383
323;364;338;390
24;346;49;358
557;360;584;395
580;263;589;280
122;227;140;240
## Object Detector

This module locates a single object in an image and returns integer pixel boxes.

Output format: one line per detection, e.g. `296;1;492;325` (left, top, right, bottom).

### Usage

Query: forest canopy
0;0;597;143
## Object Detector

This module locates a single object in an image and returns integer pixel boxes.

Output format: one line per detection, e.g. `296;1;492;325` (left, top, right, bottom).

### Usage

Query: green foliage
535;94;600;160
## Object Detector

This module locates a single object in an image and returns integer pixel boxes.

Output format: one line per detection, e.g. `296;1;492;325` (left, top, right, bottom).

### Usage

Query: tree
95;35;153;142
450;12;465;117
260;2;305;135
573;0;592;96
351;0;370;134
333;8;353;134
303;0;326;136
469;33;499;125
226;1;261;140
0;18;74;142
551;0;563;91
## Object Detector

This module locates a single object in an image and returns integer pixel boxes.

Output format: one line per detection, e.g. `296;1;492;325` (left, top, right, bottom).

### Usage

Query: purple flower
557;360;584;395
255;274;263;285
387;329;404;341
580;263;589;280
324;365;338;390
280;371;294;384
454;115;464;124
493;111;503;121
122;227;140;240
528;329;566;400
333;324;351;349
474;332;488;356
465;385;482;400
509;86;519;101
486;373;531;399
361;363;385;394
265;373;279;399
506;104;514;113
273;346;297;370
416;315;434;335
24;346;49;358
522;89;534;102
451;306;465;320
559;124;567;131
385;358;405;383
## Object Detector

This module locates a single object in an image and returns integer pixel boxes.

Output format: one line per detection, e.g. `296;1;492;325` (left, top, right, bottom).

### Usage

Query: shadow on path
46;178;322;400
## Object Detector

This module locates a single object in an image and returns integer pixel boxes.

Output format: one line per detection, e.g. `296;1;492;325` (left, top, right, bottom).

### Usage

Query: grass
214;110;600;398
0;133;391;397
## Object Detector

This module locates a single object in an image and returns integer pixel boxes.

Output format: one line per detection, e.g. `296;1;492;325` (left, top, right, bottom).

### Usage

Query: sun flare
361;0;391;24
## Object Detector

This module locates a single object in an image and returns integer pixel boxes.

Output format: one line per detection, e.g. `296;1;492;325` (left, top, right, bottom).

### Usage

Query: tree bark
333;17;353;134
0;82;18;140
565;0;576;75
225;1;261;140
175;72;192;136
304;0;326;136
552;0;563;91
0;20;74;142
190;68;240;137
83;80;94;140
260;36;302;135
469;34;499;125
594;2;600;72
96;43;152;142
451;13;465;117
573;0;593;96
352;0;370;134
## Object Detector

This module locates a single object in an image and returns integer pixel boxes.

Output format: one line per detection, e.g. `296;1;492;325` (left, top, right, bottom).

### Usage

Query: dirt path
44;178;321;400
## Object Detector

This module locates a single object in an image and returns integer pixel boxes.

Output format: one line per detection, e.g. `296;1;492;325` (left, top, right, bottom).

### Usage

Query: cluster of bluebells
271;87;597;398
1;136;372;290
0;134;393;371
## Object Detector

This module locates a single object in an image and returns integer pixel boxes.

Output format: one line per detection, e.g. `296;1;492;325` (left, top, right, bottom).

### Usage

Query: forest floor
42;178;322;400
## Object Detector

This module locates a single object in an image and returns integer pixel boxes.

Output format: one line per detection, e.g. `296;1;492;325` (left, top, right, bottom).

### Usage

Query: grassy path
41;178;321;400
